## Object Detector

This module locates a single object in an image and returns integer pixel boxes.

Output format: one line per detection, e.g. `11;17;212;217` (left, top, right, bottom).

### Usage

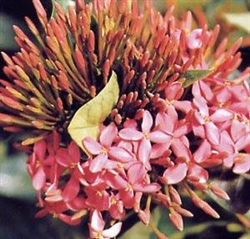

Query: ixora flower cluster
0;0;250;238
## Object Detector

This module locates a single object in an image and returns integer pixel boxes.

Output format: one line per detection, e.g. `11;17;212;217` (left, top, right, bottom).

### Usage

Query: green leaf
181;70;213;88
169;221;228;239
0;13;20;50
240;232;250;239
53;0;75;11
0;153;35;200
68;71;119;151
223;12;250;34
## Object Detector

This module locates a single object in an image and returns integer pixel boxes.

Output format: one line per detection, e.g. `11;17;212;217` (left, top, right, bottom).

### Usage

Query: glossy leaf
182;70;212;88
68;71;119;151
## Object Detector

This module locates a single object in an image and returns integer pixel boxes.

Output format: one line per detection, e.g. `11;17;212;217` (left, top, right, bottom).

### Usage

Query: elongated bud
210;183;230;200
169;210;183;231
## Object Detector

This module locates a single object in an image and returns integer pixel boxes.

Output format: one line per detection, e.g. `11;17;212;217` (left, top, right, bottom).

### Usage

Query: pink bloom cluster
27;72;250;237
1;0;249;238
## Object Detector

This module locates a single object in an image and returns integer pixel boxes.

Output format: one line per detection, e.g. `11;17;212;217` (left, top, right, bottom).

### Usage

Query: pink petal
68;141;80;161
89;153;107;173
205;122;220;145
223;154;235;168
194;111;206;125
210;109;232;123
109;146;134;162
186;29;202;49
150;130;171;143
67;197;87;211
167;82;183;100
192;123;205;138
62;177;79;202
32;167;46;190
174;100;193;113
117;140;133;152
166;106;179;124
103;159;118;170
193;97;209;118
216;87;231;103
119;128;143;141
123;119;137;128
102;222;122;238
82;137;102;155
163;162;188;184
118;189;135;208
231;120;247;143
142;110;153;134
235;133;250;151
192;82;202;98
174;122;191;138
233;154;250;174
150;142;171;159
155;112;174;134
58;214;81;226
219;130;234;148
56;149;72;167
34;140;46;159
138;138;151;167
91;210;105;231
171;138;191;159
133;182;161;193
230;102;249;115
231;84;248;101
105;173;128;189
100;123;118;147
199;80;214;102
193;140;211;163
127;162;146;185
188;164;209;183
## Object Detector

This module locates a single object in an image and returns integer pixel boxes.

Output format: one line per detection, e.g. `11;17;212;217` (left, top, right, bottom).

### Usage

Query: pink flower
154;108;191;159
36;200;82;226
232;153;250;174
83;123;133;172
107;162;160;208
85;185;110;211
162;162;188;185
119;110;169;168
2;0;249;238
186;29;203;49
56;141;82;202
27;140;47;190
163;81;192;113
89;210;122;239
109;193;126;220
192;96;228;145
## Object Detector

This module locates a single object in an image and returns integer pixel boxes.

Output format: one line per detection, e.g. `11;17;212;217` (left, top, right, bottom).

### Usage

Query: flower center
96;231;103;239
126;183;133;192
166;99;174;106
144;132;150;140
70;162;77;169
204;116;210;122
96;191;103;197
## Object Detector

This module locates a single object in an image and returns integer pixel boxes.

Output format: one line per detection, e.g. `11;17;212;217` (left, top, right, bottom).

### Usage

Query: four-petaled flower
89;210;122;239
